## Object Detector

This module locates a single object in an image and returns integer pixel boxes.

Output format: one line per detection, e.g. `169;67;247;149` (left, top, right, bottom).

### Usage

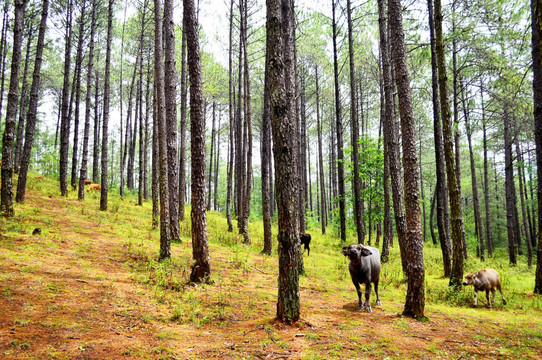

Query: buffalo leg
374;280;382;306
364;283;372;313
353;281;363;309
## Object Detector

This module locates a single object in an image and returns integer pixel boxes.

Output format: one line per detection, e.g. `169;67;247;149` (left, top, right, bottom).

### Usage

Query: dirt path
1;190;541;359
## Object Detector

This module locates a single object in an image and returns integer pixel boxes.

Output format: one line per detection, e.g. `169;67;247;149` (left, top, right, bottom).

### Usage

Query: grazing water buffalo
342;244;381;313
300;233;311;256
463;268;507;308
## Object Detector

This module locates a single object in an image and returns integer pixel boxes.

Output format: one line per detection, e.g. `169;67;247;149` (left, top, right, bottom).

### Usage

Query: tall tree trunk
164;0;180;240
503;106;518;265
70;0;87;191
118;3;126;198
179;26;188;221
152;86;159;227
16;0;49;203
100;0;114;211
0;7;9;122
184;0;211;281
92;67;100;183
1;0;26;216
389;0;425;319
59;0;73;197
214;114;220;211
527;151;537;248
267;0;300;324
299;65;308;233
77;0;96;202
435;0;464;287
14;19;35;174
516;142;533;266
418;122;427;243
315;65;326;235
531;0;542;293
241;0;253;244
451;5;468;261
377;0;407;273
208;102;216;210
378;30;392;263
480;84;493;257
226;0;234;231
124;57;140;192
331;0;346;242
261;56;272;255
430;189;437;245
307;141;313;217
461;80;485;261
347;0;363;244
155;0;172;258
144;57;151;201
235;0;245;224
137;73;143;206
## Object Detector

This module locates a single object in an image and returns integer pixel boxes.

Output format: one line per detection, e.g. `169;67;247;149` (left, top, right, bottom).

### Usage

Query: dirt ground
1;190;541;359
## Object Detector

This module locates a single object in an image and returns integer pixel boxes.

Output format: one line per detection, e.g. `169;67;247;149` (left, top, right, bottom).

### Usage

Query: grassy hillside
1;173;541;359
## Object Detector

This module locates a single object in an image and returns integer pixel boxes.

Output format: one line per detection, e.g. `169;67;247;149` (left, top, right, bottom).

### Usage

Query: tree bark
152;85;159;228
208;102;216;210
14;18;35;174
226;0;234;231
92;58;100;184
16;0;49;204
532;0;542;292
267;0;300;324
389;0;425;319
1;0;26;216
184;0;211;282
155;0;172;258
377;0;407;273
0;7;9;123
434;0;464;287
241;0;253;244
164;0;180;240
70;0;87;191
346;0;363;245
516;142;533;266
315;65;326;235
144;56;151;201
77;0;96;202
503;106;518;265
430;189;437;245
480;84;493;257
299;65;307;234
261;56;272;255
214;113;220;211
461;80;485;261
100;0;114;211
123;57;139;194
331;0;346;243
59;0;73;197
179;25;188;221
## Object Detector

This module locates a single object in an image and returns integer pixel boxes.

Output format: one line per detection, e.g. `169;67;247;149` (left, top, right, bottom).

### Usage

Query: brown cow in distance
84;179;92;185
87;183;101;192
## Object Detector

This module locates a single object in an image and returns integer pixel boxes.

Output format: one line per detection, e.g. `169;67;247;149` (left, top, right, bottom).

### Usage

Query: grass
0;172;541;359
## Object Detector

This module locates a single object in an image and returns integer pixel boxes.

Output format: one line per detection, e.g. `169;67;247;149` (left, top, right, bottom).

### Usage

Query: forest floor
1;178;542;359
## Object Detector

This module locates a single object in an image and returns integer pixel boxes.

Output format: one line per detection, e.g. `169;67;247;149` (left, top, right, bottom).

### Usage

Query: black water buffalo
342;244;381;313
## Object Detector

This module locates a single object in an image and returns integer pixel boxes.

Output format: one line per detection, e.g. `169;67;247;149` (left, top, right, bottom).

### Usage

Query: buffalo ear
342;246;349;256
359;245;372;257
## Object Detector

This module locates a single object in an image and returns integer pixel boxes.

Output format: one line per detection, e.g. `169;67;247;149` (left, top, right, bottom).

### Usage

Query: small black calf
300;233;311;256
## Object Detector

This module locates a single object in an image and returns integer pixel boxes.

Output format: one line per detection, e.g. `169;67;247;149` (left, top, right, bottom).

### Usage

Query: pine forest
1;0;542;358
